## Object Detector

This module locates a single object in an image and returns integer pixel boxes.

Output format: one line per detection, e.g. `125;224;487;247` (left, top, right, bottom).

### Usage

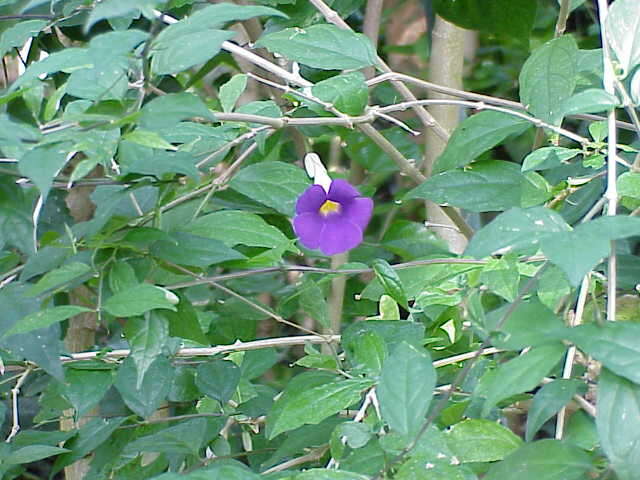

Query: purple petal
294;212;324;249
343;197;373;231
296;185;327;214
327;179;360;203
319;216;363;255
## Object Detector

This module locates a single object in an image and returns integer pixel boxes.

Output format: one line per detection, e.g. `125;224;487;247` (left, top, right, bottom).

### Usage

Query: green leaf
61;368;114;418
6;445;69;465
342;321;425;365
377;342;435;437
618;172;640;199
267;378;372;439
478;343;565;415
229;161;310;216
103;284;177;317
19;143;72;200
433;0;536;45
219;74;247;113
525;379;582;442
606;0;640;77
162;298;209;345
480;257;520;302
128;151;199;180
519;36;578;125
407;160;525;212
196;360;241;403
0;20;48;58
115;356;173;418
311;72;369;115
372;259;409;310
140;92;215;131
465;207;570;258
433;111;530;173
537;265;572;310
2;306;91;337
565;323;640;384
122;129;176;150
125;313;169;389
447;419;522;463
126;418;208;456
256;24;377;70
485;298;563;350
151;4;285;75
27;262;92;297
540;216;640;285
85;0;160;32
150;231;245;267
596;369;640;480
186;210;294;251
558;88;618;116
300;277;329;329
350;331;387;373
379;295;400;320
10;49;92;91
483;439;592;480
522;147;582;172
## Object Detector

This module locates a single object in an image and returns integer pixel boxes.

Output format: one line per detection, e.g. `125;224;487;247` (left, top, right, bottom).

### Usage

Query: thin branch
555;274;590;439
555;0;572;37
597;0;618;322
262;446;329;474
306;0;449;140
367;72;636;132
5;366;32;442
377;100;591;145
432;347;502;368
362;0;384;79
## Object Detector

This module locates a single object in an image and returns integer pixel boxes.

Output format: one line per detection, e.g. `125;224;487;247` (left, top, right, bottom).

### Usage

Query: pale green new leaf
219;74;247;113
606;0;640;77
447;419;522;463
103;284;177;317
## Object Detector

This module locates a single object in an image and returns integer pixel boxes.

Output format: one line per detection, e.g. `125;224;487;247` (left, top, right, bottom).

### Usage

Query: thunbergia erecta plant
293;153;373;255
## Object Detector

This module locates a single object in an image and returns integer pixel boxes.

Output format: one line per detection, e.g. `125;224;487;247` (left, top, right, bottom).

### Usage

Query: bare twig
555;274;590;439
5;366;32;442
263;446;329;474
555;0;572;37
597;0;618;322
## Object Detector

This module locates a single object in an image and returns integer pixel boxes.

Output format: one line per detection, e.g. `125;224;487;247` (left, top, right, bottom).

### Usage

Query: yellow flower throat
319;200;341;216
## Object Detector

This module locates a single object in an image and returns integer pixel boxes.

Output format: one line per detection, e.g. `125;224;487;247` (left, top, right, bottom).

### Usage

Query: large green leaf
115;356;173;418
125;418;208;456
139;92;215;131
0;20;48;58
465;207;570;258
558;88;618;117
256;24;377;70
125;313;169;389
521;147;582;172
597;369;640;480
447;419;522;463
525;379;582;442
150;232;245;267
267;378;372;439
565;323;640;384
61;368;114;418
519;36;578;125
10;49;92;91
311;72;369;115
151;4;285;75
186;210;294;251
103;284;177;317
540;216;640;285
433;0;536;45
19;143;72;200
433;111;530;173
483;439;592;480
377;342;435;436
293;471;369;480
477;343;565;416
2;305;91;338
85;0;161;31
229;161;310;216
407;161;527;213
606;0;640;77
27;262;92;297
6;445;69;465
195;360;241;404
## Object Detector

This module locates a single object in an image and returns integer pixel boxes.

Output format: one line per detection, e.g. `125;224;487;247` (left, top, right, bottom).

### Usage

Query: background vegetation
1;0;640;478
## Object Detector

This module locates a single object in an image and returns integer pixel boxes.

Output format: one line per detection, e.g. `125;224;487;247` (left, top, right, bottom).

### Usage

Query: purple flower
294;179;373;256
